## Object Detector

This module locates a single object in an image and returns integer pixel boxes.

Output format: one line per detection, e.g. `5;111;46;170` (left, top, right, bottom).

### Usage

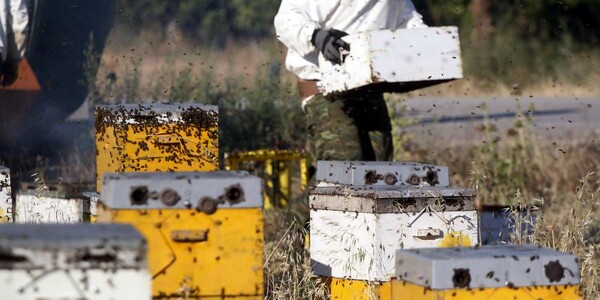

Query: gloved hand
1;59;19;86
311;28;350;65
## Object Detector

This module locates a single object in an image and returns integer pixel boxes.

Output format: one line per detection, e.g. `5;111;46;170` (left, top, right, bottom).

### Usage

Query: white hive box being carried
318;26;463;95
0;223;151;299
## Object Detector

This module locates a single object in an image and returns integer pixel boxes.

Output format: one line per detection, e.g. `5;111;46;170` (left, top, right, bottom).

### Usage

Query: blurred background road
402;96;600;144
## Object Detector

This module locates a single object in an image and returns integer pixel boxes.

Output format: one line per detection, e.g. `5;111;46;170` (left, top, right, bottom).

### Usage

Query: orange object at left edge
0;59;42;91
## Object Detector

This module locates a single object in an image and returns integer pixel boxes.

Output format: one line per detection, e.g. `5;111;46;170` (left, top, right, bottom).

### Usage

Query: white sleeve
397;0;427;29
274;0;340;56
8;0;29;59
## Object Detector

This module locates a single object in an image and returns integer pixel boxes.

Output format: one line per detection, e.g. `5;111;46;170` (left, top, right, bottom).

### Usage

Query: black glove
311;28;350;65
1;59;19;86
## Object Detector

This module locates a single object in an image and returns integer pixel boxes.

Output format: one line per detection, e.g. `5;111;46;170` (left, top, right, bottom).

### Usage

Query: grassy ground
397;126;600;299
262;134;600;299
82;33;600;299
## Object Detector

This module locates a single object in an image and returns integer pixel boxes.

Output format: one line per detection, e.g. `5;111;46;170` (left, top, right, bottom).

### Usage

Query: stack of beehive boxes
94;103;265;299
309;161;582;299
310;161;479;298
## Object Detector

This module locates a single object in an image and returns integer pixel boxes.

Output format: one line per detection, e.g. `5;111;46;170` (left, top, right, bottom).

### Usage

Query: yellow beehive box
392;245;582;300
100;171;264;299
225;149;310;209
95;103;219;191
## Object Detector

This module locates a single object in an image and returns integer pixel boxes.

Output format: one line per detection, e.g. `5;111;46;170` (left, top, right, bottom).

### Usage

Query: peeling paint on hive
99;171;264;298
14;181;96;223
309;184;479;282
95;103;219;191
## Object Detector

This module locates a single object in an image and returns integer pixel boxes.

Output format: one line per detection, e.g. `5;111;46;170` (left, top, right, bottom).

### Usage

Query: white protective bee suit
274;0;428;162
0;0;28;64
274;0;427;82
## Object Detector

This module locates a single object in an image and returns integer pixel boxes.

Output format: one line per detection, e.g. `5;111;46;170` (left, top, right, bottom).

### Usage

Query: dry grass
260;139;600;299
394;115;600;298
263;208;329;299
525;173;600;299
98;31;600;100
97;32;292;102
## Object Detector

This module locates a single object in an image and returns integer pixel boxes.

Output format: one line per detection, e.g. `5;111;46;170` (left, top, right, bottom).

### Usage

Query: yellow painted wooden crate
324;245;582;300
95;103;219;191
391;281;581;300
100;171;264;299
326;279;392;300
225;149;310;209
326;275;581;299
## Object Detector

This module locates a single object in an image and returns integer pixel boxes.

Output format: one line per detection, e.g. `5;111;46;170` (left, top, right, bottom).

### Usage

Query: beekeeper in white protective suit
274;0;426;162
0;0;28;86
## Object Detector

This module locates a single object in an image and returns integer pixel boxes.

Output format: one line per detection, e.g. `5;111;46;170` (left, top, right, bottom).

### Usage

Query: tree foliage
418;0;599;44
117;0;599;46
118;0;280;43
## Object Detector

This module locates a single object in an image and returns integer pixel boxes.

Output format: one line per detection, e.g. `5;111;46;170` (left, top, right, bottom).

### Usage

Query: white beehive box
395;245;580;289
15;182;95;223
310;185;478;281
0;223;151;299
318;27;462;95
0;166;12;223
316;161;449;187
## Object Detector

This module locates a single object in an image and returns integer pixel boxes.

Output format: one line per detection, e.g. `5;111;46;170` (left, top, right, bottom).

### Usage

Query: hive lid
101;171;263;210
0;223;144;250
395;245;580;289
95;103;218;126
0;224;146;269
18;181;92;198
316;161;449;187
310;185;476;213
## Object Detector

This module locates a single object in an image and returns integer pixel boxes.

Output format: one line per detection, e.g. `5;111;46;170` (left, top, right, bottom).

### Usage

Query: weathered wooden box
316;161;449;187
393;245;581;299
100;171;264;299
318;27;462;95
14;182;95;223
310;185;478;282
0;224;150;299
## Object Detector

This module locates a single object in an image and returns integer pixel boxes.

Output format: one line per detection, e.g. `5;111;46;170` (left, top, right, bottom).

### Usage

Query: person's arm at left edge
2;0;29;86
